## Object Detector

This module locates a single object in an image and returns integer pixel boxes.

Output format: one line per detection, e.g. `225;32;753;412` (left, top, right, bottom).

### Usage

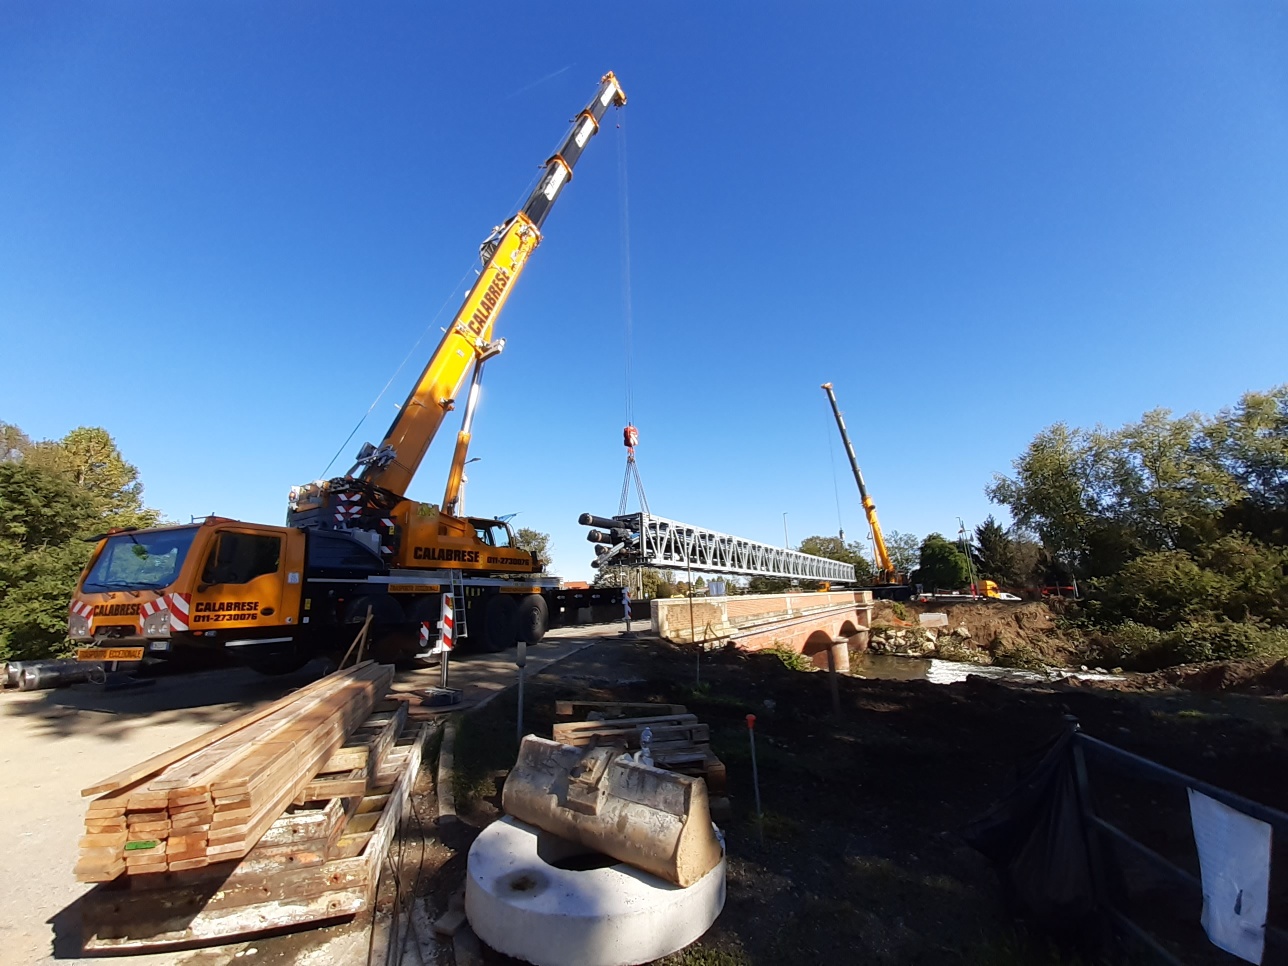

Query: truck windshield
82;528;199;592
471;522;511;548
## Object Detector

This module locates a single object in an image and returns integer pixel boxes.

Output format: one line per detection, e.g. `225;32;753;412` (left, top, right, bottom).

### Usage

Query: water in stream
849;653;1123;686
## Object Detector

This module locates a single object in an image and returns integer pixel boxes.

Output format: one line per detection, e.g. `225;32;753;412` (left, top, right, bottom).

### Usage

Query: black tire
371;626;421;664
482;593;518;652
341;593;405;626
515;594;548;645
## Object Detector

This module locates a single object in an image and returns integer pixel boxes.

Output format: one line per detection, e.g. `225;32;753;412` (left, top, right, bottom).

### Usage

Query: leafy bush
1088;618;1288;670
767;644;812;672
1160;621;1288;666
891;601;911;622
1087;620;1166;669
1090;551;1229;629
990;641;1046;671
935;636;989;665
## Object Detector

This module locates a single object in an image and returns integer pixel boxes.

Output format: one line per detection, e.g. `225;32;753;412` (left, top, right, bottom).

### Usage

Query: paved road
0;623;621;966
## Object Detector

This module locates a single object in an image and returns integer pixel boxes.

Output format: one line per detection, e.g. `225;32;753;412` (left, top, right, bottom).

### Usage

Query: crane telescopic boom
351;71;628;499
821;382;903;586
69;72;630;676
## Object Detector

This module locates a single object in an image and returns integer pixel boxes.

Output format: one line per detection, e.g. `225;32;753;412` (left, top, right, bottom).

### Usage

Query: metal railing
1068;720;1288;964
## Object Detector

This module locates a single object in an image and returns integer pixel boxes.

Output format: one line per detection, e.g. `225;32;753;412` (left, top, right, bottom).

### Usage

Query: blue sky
3;3;1286;581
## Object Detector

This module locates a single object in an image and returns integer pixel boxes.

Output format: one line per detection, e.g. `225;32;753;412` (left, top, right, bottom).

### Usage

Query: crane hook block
623;425;639;449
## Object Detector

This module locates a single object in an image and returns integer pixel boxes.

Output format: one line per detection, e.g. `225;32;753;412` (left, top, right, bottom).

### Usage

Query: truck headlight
68;613;91;640
143;608;171;637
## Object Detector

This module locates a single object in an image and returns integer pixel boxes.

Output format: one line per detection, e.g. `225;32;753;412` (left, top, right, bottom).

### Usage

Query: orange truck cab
71;518;307;672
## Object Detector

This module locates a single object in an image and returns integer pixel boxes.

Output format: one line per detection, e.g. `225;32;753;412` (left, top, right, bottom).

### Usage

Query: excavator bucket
502;735;723;887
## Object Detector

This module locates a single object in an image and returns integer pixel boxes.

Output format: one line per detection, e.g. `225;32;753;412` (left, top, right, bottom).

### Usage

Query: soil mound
1129;657;1288;694
872;599;1083;665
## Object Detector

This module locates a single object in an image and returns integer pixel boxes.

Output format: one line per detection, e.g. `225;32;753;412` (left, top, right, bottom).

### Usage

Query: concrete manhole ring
466;815;726;966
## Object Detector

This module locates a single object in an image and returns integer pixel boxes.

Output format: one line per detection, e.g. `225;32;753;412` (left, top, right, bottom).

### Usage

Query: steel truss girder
591;513;856;583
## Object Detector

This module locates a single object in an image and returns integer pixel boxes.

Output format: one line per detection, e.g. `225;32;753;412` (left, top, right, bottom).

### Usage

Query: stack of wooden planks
81;703;430;951
551;700;728;804
76;662;394;883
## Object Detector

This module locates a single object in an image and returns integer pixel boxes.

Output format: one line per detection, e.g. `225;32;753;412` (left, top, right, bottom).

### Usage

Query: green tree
883;530;920;577
0;424;161;660
513;528;552;569
987;408;1246;577
23;427;159;530
914;533;971;591
973;515;1019;585
1207;387;1288;543
797;534;876;584
592;566;675;598
986;423;1095;565
747;575;792;594
0;422;30;463
987;386;1288;643
0;462;100;660
1009;531;1047;589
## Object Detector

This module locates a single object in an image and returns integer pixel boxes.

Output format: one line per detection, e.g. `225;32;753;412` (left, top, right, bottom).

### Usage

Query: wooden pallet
80;720;429;951
551;707;726;797
553;699;689;721
76;662;394;881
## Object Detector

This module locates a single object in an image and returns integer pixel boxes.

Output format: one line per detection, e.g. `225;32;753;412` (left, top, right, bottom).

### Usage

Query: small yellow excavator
67;73;627;672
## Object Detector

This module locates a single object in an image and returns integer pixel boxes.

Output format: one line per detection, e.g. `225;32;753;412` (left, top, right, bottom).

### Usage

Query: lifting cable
319;157;550;481
615;106;650;518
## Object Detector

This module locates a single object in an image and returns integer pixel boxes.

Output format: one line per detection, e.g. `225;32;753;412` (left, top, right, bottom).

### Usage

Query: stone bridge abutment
650;591;873;671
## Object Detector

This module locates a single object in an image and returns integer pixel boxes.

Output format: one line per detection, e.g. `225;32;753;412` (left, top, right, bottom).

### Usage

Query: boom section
822;382;897;581
356;72;627;498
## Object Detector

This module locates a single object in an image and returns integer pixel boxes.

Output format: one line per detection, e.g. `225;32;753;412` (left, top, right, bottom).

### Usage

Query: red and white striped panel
167;593;191;631
439;594;454;651
70;599;93;618
334;495;364;525
138;597;165;630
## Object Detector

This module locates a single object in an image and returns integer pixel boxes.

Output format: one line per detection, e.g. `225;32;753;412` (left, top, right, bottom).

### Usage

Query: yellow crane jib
821;381;903;587
352;72;627;499
297;70;628;515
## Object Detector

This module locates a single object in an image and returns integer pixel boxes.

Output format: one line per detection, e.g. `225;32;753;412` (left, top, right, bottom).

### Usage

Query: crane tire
341;594;405;626
516;594;549;645
482;593;518;652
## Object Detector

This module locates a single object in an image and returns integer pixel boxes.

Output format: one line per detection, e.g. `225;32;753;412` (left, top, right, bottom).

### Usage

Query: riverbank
444;634;1288;964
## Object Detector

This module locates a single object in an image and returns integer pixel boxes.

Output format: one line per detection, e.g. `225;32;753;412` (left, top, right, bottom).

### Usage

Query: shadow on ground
0;660;333;741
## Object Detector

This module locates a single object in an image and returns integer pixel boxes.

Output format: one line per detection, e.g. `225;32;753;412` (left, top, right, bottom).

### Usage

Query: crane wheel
341;594;405;626
516;594;548;645
482;594;518;652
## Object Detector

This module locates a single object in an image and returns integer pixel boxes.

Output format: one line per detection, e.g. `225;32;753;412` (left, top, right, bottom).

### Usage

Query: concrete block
467;816;725;966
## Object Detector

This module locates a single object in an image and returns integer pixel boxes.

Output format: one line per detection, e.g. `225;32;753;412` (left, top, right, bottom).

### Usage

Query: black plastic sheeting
961;727;1114;947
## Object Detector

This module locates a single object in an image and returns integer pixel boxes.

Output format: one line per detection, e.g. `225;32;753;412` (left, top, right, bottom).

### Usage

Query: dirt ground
873;598;1088;667
437;635;1288;965
0;627;608;966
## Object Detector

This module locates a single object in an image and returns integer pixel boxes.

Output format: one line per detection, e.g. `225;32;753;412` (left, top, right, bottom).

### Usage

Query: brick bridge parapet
650;590;873;671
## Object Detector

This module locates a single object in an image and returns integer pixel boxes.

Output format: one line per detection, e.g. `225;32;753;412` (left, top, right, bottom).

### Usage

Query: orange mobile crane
67;73;627;673
821;382;913;600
